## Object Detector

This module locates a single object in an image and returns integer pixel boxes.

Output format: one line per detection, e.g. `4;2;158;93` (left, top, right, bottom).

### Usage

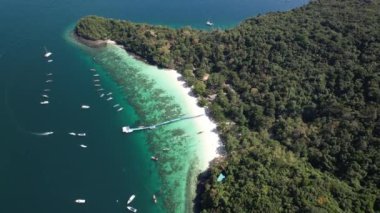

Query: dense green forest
75;0;380;212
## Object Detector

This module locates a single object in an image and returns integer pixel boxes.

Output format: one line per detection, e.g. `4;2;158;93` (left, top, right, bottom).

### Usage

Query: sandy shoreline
161;69;221;170
72;34;222;170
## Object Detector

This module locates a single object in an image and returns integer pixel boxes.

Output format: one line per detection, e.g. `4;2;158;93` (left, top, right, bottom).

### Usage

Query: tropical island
75;0;380;212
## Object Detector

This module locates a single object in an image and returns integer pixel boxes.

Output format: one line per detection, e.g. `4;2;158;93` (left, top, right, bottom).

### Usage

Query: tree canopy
75;0;380;212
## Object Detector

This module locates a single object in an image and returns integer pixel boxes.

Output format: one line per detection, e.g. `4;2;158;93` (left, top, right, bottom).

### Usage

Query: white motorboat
47;59;53;63
75;199;86;204
94;84;101;87
46;73;53;76
100;93;105;98
40;101;49;105
90;68;96;71
44;47;52;58
106;97;113;101
77;133;86;137
80;144;87;148
46;80;53;83
43;89;51;92
206;20;214;26
93;74;99;77
106;92;112;96
42;94;49;98
117;107;124;112
81;105;90;109
113;104;120;108
126;206;137;212
68;132;76;136
127;194;135;204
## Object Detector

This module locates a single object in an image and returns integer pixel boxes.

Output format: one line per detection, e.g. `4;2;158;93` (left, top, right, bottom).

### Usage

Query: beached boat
75;199;86;204
126;206;137;212
151;156;158;161
127;194;136;204
44;47;52;58
40;101;49;105
80;144;87;148
68;132;76;136
206;20;214;26
81;105;90;109
153;195;157;204
77;133;86;137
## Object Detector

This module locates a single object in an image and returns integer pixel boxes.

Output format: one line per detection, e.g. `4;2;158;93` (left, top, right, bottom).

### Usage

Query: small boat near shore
117;107;123;112
100;93;105;98
206;20;214;26
153;194;157;204
77;133;86;137
44;47;52;58
75;199;86;204
97;88;104;91
47;59;53;63
127;194;135;204
126;206;137;212
46;73;53;76
106;97;113;101
94;84;101;87
106;92;112;96
68;132;76;136
80;144;87;148
90;68;96;71
40;100;49;105
113;104;120;108
43;89;51;92
151;156;158;161
81;105;90;109
46;79;53;83
42;94;49;98
93;74;99;77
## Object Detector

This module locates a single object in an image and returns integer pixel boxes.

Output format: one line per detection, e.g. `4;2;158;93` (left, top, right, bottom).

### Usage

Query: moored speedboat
151;156;158;161
106;92;112;96
46;79;53;83
100;93;105;98
47;59;53;63
127;194;135;204
77;133;86;137
93;74;99;77
126;206;137;212
75;199;86;204
80;144;87;148
44;47;52;58
113;104;120;108
81;105;90;109
40;100;49;105
42;94;49;98
68;132;76;136
117;107;124;112
206;20;214;26
153;194;157;204
106;97;113;101
90;68;96;71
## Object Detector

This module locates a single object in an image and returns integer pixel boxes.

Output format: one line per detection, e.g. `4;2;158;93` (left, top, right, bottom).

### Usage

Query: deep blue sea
0;0;307;212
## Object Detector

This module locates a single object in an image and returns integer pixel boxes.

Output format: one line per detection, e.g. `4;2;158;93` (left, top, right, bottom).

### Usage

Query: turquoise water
0;0;307;212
